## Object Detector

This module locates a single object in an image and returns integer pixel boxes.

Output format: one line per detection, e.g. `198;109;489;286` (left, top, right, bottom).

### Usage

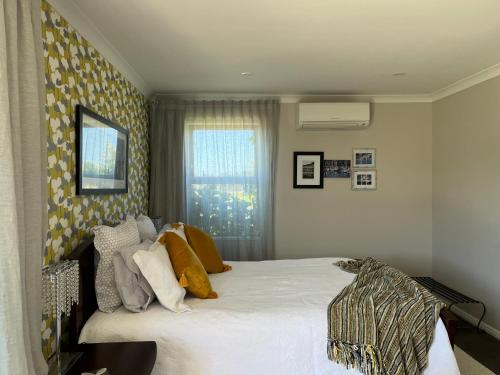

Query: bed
68;240;460;375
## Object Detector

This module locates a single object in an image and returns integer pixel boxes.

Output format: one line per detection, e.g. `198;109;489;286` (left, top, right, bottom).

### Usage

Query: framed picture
76;105;129;195
293;152;324;188
323;160;351;178
353;148;376;168
352;170;377;190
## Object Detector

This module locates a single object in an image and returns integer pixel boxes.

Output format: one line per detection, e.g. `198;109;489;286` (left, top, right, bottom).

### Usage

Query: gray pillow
136;215;158;242
113;240;155;312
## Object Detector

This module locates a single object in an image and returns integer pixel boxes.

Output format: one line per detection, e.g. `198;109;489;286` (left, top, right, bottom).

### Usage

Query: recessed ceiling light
392;72;406;77
241;72;254;76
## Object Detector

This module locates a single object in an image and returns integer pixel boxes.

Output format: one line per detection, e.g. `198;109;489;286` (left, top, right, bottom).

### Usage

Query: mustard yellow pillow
158;231;218;299
183;224;232;274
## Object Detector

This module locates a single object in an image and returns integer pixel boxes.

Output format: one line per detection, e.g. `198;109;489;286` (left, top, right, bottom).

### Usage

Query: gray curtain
0;0;48;374
149;98;187;223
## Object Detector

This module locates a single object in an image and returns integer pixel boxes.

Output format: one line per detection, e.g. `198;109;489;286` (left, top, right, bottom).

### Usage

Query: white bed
80;258;460;375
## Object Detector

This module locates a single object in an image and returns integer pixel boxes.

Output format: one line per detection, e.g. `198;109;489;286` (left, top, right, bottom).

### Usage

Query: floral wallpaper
41;0;149;358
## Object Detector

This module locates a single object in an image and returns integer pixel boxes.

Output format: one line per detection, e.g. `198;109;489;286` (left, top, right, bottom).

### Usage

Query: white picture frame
352;169;377;190
353;148;376;168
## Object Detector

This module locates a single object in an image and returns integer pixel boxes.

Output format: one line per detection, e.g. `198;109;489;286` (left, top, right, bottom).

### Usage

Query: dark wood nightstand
66;341;157;375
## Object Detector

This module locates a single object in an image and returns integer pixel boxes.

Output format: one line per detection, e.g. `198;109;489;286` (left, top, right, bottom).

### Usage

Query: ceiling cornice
47;0;152;96
430;62;500;102
152;93;433;104
279;95;432;104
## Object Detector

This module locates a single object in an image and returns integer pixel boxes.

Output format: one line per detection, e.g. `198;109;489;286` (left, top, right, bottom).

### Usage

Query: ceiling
72;0;500;96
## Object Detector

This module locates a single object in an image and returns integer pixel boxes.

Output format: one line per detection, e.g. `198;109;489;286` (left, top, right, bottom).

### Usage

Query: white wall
275;102;433;275
433;76;500;331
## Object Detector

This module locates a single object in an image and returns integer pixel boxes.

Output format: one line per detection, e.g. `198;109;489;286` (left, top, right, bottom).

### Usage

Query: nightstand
66;341;157;375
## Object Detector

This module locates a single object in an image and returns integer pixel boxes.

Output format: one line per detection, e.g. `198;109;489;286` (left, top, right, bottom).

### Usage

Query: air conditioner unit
298;103;370;130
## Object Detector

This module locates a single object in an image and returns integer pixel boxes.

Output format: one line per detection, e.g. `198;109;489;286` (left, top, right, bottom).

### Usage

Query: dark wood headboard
64;238;97;349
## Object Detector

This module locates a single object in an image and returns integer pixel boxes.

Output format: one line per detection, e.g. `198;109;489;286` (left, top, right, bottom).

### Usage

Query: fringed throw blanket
328;258;445;375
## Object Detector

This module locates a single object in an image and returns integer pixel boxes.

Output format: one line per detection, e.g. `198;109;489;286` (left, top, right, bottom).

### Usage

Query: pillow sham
159;222;188;242
184;224;232;274
136;215;158;242
158;223;172;234
93;215;141;312
133;241;191;312
158;231;218;299
113;240;155;313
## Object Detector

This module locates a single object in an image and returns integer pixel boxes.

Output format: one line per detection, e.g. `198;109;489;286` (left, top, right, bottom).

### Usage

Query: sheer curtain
0;0;48;374
184;99;279;260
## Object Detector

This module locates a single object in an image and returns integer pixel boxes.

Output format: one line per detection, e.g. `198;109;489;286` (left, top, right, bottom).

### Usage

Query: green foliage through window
189;183;258;238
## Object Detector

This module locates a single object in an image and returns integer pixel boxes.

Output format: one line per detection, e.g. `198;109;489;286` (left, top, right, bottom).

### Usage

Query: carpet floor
455;346;496;375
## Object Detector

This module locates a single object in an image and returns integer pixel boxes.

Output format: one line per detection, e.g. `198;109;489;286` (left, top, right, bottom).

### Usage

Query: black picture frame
293;151;324;189
76;105;129;195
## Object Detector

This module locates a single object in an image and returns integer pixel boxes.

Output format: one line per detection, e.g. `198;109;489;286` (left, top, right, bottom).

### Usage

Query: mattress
79;257;460;375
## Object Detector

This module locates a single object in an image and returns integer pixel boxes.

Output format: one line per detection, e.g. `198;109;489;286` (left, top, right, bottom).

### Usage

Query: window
185;122;260;239
179;99;278;261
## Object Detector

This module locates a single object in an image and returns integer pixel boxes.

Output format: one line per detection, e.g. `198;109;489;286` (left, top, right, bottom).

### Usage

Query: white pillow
133;241;191;313
93;215;141;312
159;222;187;242
136;215;158;242
158;223;172;234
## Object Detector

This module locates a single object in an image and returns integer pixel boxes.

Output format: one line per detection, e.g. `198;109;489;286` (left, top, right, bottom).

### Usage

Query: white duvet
80;258;460;375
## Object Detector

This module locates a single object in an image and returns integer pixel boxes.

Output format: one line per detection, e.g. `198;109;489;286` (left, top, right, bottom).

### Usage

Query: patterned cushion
93;216;141;312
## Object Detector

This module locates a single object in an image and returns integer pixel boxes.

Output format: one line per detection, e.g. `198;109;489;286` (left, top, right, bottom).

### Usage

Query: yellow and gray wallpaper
41;0;149;357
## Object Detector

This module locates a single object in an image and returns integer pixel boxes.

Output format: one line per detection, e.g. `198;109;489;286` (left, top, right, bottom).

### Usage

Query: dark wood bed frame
63;239;458;350
65;238;98;350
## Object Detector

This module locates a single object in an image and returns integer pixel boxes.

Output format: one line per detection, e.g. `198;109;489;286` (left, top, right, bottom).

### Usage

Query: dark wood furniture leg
440;308;458;348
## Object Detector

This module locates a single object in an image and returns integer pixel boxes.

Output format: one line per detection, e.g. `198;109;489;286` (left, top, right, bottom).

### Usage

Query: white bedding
80;258;460;375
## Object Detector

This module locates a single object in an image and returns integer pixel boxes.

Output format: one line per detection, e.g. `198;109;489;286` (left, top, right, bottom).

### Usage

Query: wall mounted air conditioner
298;103;370;130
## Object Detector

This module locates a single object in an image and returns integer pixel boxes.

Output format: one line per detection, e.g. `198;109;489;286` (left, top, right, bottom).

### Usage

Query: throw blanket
328;258;445;375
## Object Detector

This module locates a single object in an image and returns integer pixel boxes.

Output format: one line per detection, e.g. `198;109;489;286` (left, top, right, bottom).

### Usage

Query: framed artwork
76;105;129;195
323;160;351;178
293;152;324;188
353;148;376;168
352;170;377;190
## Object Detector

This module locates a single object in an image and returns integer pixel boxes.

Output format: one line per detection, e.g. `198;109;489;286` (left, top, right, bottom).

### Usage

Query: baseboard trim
450;306;500;340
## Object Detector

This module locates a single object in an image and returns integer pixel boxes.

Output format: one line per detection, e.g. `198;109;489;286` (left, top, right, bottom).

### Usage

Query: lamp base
48;351;83;375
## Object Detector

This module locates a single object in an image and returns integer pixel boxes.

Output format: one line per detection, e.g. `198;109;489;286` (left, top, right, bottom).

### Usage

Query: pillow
93;215;141;312
158;231;218;299
184;224;232;274
159;222;188;242
170;223;188;241
113;240;155;312
136;215;158;242
158;223;172;234
133;241;191;313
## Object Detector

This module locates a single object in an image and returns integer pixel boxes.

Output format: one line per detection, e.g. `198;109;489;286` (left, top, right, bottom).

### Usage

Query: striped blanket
328;258;445;375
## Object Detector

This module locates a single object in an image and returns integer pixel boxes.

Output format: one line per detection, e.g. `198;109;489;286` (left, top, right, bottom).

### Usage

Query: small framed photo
352;170;377;190
353;148;376;168
323;160;351;178
293;152;324;188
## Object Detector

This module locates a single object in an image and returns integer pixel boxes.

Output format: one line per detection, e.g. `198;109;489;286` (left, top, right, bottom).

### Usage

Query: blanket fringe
328;339;384;375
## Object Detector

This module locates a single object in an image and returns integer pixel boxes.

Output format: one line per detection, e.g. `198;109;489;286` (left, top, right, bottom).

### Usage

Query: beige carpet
455;346;495;375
